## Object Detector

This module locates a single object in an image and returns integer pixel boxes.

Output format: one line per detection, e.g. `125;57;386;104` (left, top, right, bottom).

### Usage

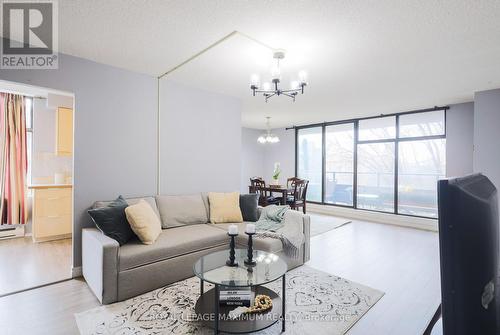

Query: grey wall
473;89;500;209
160;79;241;194
446;102;474;177
241;128;265;193
0;50;158;267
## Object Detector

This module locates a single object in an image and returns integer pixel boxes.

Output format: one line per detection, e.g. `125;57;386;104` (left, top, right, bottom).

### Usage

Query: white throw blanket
256;209;305;259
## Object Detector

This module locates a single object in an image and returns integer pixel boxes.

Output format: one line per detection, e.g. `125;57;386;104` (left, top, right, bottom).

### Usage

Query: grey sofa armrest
82;228;119;304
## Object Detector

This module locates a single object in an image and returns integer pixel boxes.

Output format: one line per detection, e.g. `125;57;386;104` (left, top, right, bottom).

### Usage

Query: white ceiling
54;1;500;128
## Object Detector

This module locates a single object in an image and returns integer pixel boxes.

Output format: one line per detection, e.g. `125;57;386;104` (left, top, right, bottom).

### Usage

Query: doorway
0;80;75;296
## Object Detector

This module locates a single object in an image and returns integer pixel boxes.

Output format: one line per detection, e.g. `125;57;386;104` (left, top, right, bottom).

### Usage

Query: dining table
248;185;290;205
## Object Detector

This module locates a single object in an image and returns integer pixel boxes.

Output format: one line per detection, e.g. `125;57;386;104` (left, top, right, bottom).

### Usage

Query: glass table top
193;249;287;287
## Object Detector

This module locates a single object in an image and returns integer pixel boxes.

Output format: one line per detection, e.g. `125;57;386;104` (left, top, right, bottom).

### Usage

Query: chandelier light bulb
290;80;299;89
257;135;266;143
270;65;281;80
298;70;308;83
262;82;271;91
250;74;260;87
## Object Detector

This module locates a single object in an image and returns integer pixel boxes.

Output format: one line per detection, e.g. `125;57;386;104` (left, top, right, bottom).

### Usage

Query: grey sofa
82;193;311;304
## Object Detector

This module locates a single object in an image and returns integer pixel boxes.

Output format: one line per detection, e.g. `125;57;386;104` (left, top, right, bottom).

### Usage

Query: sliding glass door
297;127;322;202
295;109;446;218
357;142;395;213
357;116;396;213
397;111;446;218
325;123;354;206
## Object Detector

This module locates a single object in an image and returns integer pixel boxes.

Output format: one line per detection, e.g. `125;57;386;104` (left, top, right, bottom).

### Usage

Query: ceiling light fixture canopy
250;50;308;102
257;117;280;144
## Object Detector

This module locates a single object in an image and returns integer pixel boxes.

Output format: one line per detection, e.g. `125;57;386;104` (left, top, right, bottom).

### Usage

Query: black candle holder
244;232;257;266
226;233;238;267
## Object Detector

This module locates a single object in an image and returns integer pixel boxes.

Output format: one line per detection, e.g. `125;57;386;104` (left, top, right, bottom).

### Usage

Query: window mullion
321;125;326;204
353;120;359;209
394;115;400;214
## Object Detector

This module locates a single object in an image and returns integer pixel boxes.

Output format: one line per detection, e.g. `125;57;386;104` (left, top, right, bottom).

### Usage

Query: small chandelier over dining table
250;50;308;102
258;117;280;144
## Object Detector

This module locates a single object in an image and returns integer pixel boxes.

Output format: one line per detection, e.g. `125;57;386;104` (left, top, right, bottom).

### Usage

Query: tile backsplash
31;151;72;184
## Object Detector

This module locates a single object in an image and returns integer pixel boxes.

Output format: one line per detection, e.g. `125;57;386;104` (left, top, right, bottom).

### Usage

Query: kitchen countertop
28;184;73;189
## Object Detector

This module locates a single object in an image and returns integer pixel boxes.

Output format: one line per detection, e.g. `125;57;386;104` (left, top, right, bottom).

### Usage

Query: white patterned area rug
75;266;384;335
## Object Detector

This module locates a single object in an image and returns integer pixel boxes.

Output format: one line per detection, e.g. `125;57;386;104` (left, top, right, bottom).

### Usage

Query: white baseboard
72;266;82;278
308;203;438;232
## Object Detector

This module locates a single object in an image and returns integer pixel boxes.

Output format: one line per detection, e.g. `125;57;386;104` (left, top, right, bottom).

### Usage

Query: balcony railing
300;171;444;217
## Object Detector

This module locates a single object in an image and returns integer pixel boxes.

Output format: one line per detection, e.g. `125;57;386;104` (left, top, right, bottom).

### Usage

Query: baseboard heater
0;225;25;239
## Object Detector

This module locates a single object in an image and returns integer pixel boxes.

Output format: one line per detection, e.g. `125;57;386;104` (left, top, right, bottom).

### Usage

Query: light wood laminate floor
0;219;440;335
308;217;441;335
0;237;72;296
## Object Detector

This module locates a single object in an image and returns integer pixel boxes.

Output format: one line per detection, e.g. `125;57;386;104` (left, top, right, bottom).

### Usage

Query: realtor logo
1;0;58;69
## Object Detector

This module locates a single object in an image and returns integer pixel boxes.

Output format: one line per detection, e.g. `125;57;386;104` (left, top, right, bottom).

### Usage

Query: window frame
294;107;447;219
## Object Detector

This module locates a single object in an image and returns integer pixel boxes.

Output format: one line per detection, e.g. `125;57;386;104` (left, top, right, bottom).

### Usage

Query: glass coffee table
193;249;287;334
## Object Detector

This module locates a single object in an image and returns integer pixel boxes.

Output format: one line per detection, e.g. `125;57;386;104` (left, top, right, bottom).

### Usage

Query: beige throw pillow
155;194;208;228
125;199;162;245
208;192;243;224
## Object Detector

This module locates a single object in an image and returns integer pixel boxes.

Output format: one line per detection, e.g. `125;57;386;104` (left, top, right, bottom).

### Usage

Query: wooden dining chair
249;177;280;206
287;178;309;213
286;177;301;195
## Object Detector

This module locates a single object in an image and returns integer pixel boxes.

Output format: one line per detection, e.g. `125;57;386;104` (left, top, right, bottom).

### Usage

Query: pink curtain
0;93;28;225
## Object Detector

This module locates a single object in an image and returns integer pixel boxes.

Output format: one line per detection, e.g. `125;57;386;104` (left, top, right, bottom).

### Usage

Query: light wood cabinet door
32;187;72;242
56;107;73;156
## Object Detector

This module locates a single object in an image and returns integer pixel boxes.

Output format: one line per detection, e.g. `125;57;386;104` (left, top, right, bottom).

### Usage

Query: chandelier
250;50;308;102
257;117;280;144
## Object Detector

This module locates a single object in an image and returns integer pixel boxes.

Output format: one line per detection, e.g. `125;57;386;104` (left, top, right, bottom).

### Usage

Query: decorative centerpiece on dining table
269;162;281;187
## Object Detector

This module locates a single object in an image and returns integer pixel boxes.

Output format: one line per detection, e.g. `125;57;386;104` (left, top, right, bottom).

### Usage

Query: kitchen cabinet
30;185;72;242
56;107;73;156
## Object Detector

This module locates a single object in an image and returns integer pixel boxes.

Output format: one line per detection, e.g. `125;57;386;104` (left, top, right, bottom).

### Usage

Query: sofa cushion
208;192;243;223
94;196;160;220
201;192;210;219
212;222;283;253
88;196;135;246
156;194;209;228
239;194;259;222
118;224;228;271
125;199;162;245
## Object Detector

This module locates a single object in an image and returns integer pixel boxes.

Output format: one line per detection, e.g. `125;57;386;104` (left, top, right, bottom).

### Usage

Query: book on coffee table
219;281;254;306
